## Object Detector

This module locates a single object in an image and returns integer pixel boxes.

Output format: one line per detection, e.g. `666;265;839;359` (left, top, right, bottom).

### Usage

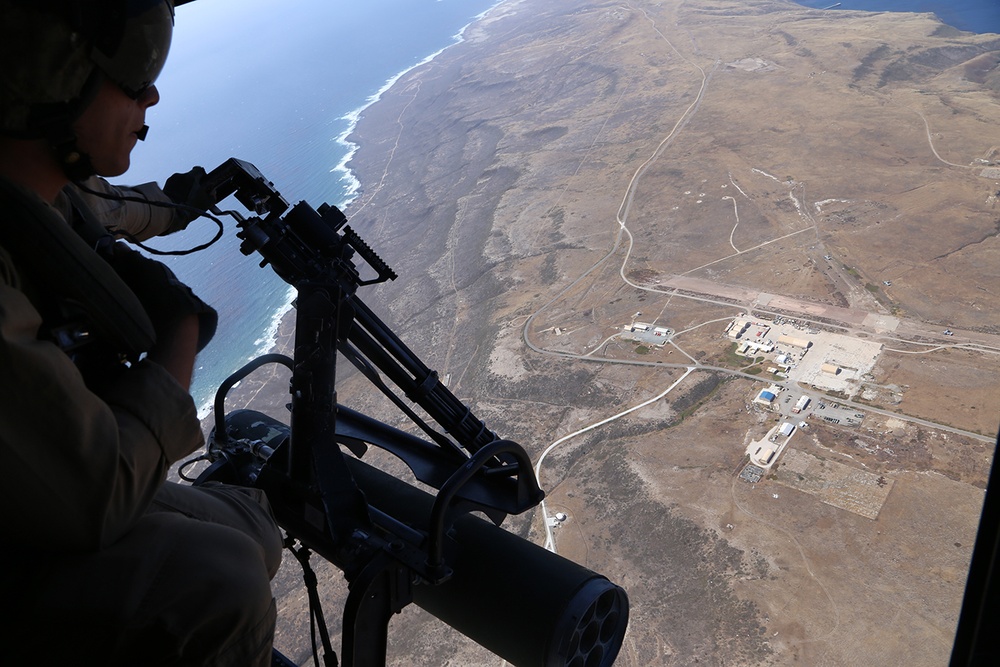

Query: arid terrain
211;1;1000;664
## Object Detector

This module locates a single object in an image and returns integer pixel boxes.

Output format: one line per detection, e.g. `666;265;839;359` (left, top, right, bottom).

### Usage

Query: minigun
192;158;629;666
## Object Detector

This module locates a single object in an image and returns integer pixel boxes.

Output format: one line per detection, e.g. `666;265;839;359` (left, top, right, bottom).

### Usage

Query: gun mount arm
195;158;626;667
201;158;542;523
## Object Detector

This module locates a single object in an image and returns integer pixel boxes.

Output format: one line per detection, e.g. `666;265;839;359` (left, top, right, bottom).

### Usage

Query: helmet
0;0;175;139
88;0;174;100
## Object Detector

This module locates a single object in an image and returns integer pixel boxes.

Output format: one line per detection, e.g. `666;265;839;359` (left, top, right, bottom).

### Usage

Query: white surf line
346;79;423;221
536;367;696;553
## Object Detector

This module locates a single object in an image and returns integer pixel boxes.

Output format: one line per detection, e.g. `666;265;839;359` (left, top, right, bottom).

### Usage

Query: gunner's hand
163;166;213;229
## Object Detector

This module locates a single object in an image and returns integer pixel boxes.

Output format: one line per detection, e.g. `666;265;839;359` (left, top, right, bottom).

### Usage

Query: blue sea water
126;0;995;418
794;0;1000;35
125;0;502;416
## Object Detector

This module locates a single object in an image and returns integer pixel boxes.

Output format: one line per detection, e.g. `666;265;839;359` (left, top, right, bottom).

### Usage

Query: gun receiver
195;158;628;667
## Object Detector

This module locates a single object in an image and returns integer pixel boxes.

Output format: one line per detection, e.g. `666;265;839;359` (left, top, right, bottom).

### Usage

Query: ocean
125;0;997;417
794;0;1000;34
126;0;502;415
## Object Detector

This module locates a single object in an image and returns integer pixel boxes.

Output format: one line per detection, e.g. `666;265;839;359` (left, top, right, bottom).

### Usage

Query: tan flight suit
57;175;190;241
0;176;283;666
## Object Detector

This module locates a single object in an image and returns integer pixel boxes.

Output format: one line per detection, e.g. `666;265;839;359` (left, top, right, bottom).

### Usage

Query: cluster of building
728;316;882;480
727;316;817;360
727;316;845;385
725;317;775;354
747;409;798;467
623;320;673;346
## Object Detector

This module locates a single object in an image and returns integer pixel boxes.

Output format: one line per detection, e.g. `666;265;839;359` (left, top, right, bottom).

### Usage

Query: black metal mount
195;158;545;666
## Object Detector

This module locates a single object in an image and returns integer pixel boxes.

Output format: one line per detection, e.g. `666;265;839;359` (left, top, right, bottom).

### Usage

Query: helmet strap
45;68;105;181
52;135;97;181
